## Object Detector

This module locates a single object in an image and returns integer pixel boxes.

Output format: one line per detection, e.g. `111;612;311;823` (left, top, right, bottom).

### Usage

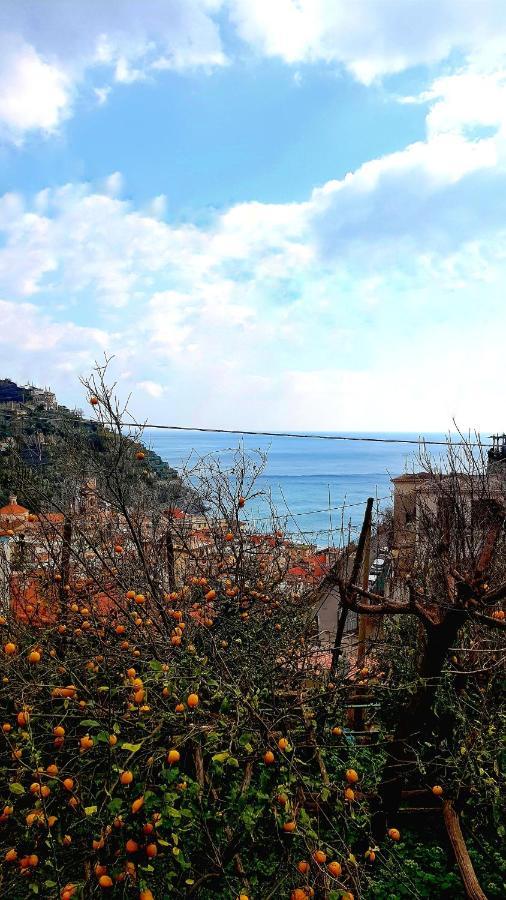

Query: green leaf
84;805;97;816
226;756;239;767
9;782;25;794
79;719;100;728
108;798;123;814
149;659;163;672
212;751;230;763
121;742;142;753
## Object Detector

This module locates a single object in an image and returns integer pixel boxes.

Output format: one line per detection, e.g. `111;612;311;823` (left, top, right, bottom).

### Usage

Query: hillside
0;379;193;510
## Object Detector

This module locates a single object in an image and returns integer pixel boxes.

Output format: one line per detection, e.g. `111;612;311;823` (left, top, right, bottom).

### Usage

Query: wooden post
356;516;372;669
443;800;488;900
329;498;374;677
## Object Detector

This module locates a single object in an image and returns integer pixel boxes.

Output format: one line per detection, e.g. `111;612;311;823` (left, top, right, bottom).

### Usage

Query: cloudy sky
1;1;506;431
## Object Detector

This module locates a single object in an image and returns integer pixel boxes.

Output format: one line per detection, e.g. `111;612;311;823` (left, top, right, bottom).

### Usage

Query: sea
145;429;448;548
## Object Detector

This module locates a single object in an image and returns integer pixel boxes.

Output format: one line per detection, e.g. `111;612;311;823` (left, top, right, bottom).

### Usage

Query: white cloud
228;0;506;83
0;298;108;394
137;380;165;398
0;34;70;143
0;0;226;141
2;65;506;431
3;0;506;141
94;85;111;106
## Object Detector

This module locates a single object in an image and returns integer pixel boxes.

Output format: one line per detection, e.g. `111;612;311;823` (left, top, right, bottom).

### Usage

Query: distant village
1;377;505;663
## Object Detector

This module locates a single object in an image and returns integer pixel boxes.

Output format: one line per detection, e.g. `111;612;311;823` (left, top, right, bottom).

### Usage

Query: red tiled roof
166;508;186;519
0;500;29;516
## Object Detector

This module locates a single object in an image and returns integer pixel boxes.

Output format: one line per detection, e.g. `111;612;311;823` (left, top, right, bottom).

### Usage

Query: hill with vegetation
0;379;195;512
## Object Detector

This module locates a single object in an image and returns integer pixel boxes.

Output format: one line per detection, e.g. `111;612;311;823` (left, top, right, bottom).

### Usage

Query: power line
135;421;490;448
247;495;391;523
1;406;493;447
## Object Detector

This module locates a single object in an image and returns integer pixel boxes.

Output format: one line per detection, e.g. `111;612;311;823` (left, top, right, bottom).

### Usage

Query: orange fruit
109;734;118;746
167;749;180;765
80;735;94;751
28;650;41;663
4;643;16;655
139;891;154;900
278;737;289;751
61;886;76;900
120;771;133;785
17;711;29;726
126;839;139;853
89;396;99;405
432;785;443;796
5;848;17;862
63;778;74;791
388;827;401;841
54;725;65;737
297;860;309;874
331;726;342;736
98;875;113;888
344;788;355;802
131;796;144;813
46;764;58;776
282;820;296;832
263;750;275;765
146;843;157;858
345;769;359;784
328;860;342;877
313;850;326;864
187;693;199;708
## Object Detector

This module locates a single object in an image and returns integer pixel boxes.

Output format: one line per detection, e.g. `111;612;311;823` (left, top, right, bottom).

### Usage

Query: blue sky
1;1;506;431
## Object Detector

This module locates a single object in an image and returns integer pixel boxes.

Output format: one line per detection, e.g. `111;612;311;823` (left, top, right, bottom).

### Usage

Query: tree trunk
372;610;463;839
443;800;487;900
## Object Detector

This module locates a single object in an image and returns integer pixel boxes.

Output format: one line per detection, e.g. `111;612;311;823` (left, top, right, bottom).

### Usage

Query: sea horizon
144;428;460;544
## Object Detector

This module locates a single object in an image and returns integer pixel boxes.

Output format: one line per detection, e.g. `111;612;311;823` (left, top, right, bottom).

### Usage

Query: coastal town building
391;436;506;586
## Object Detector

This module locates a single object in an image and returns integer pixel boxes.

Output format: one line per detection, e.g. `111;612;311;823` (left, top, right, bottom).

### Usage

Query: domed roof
0;494;29;518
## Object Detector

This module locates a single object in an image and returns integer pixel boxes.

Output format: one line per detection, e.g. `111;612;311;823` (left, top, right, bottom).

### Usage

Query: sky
1;1;506;432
